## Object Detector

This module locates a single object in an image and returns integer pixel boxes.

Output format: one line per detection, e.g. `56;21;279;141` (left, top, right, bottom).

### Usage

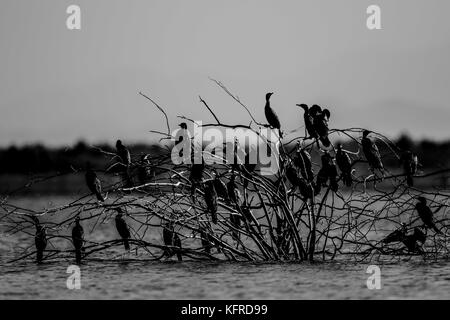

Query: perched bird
286;165;313;199
162;222;182;261
382;223;407;244
137;154;152;185
189;157;205;199
296;104;318;139
336;144;353;187
213;172;229;202
415;197;442;234
71;216;84;264
362;130;384;172
311;105;331;148
402;228;426;253
264;92;282;139
293;142;314;182
32;216;47;264
227;175;242;205
116;140;131;167
204;180;218;224
114;208;131;251
176;122;188;158
85;162;105;202
400;151;418;187
314;153;338;194
229;213;243;242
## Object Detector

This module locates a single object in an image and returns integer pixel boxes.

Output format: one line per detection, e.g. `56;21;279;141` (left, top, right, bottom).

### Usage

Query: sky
0;0;449;147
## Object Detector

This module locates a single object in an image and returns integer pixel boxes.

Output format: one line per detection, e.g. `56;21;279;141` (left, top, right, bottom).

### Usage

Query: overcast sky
1;0;449;146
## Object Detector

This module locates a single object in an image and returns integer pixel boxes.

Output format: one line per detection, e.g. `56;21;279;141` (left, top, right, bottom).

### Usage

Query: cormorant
362;130;384;172
311;105;331;147
314;153;338;194
415;197;442;234
402;228;426;253
286;165;313;199
213;171;229;202
85;162;105;202
137;154;152;185
296;104;318;139
32;216;47;264
162;222;182;261
116;139;131;167
400;151;418;187
264;92;282;139
293;141;314;182
336;144;353;187
189;156;205;199
382;223;407;244
204;180;218;224
71;216;84;264
227;174;242;205
114;208;131;251
176;123;188;158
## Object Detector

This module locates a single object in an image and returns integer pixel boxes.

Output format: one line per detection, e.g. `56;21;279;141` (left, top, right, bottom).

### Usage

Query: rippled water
1;259;449;299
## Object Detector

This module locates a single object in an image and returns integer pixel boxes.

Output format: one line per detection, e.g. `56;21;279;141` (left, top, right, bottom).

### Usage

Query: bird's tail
342;172;352;187
36;250;43;264
176;251;183;261
124;239;130;251
75;249;82;264
330;178;339;192
211;211;218;224
406;175;414;187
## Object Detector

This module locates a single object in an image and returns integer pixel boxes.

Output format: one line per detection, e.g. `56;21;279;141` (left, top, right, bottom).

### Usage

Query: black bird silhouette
264;92;282;139
362;130;384;172
311;105;331;148
116;139;131;167
336;144;353;187
162;222;182;261
402;228;426;253
227;174;242;205
400;151;418;187
286;165;314;199
293;141;314;182
314;153;338;194
204;180;218;224
415;197;442;234
32;216;47;264
297;104;318;139
189;157;205;199
382;223;407;244
229;213;243;242
85;162;105;202
114;208;131;251
213;173;229;202
71;216;84;264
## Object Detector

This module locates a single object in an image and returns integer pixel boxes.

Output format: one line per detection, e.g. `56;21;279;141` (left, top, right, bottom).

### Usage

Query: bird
227;174;242;205
114;208;131;251
296;104;318;139
264;92;282;139
286;165;313;199
204;180;218;224
162;222;182;261
314;153;338;194
293;141;314;182
116;139;131;167
189;157;205;199
32;216;47;264
175;122;188;158
229;213;243;242
336;144;353;187
85;162;105;202
415;197;442;234
362;130;384;172
400;151;418;187
71;216;84;264
137;154;152;185
402;228;426;253
198;229;214;254
310;105;331;148
382;223;407;244
213;171;229;202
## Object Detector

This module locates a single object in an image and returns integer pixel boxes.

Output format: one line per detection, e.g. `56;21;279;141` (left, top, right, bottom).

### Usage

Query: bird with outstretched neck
162;222;182;261
32;216;47;264
204;180;218;224
85;162;105;202
264;92;283;139
113;208;131;251
415;197;442;234
362;130;384;173
296;104;318;140
336;144;353;187
71;216;84;264
400;151;418;187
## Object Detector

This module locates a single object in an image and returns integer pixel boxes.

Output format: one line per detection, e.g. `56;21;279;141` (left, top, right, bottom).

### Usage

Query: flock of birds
28;92;443;264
